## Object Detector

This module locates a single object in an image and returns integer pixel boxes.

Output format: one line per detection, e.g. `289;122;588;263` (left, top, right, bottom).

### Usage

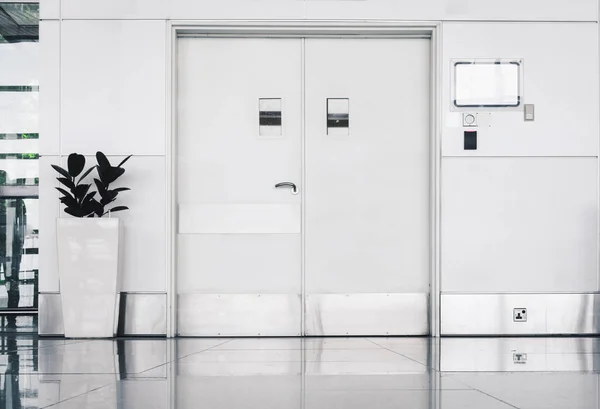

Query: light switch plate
524;104;535;121
462;113;477;127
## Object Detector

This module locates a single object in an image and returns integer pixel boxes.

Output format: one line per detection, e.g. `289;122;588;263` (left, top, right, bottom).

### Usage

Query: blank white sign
454;62;520;107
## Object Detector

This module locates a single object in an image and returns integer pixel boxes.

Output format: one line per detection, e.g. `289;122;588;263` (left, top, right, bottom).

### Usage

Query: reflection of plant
52;152;131;218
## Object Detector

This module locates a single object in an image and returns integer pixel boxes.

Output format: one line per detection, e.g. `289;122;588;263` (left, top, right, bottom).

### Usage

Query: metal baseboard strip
177;293;302;337
39;292;167;336
441;293;600;335
177;293;429;336
305;293;429;336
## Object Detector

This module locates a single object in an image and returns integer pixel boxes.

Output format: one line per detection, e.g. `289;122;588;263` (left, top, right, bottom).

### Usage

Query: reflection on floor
1;336;599;408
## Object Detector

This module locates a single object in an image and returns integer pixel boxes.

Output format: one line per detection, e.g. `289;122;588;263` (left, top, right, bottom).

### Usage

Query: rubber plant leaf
57;177;75;190
67;153;86;177
83;191;96;203
103;167;125;185
100;192;117;206
105;206;129;215
94;178;107;196
51;165;71;180
74;184;91;201
117;155;133;168
91;199;104;217
64;207;81;217
60;196;78;209
96;151;111;172
77;166;96;184
56;187;74;200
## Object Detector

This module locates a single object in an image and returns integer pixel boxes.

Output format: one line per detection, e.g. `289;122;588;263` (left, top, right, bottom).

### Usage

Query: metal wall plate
441;293;600;335
39;292;64;336
305;293;429;336
524;103;535;121
177;293;302;336
513;307;527;322
462;113;477;127
118;293;167;336
39;292;167;336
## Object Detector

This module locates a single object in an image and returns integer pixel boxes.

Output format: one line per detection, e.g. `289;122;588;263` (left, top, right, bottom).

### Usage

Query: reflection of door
176;37;430;336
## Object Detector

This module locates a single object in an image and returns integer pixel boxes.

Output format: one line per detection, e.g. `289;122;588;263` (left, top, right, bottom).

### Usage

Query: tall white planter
56;218;121;338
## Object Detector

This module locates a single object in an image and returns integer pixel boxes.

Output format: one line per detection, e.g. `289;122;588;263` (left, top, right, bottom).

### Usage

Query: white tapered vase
56;218;121;338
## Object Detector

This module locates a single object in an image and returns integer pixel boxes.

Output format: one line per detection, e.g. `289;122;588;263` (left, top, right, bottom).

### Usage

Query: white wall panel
441;157;598;293
442;22;599;157
40;21;60;156
39;155;60;292
61;20;166;156
44;0;599;21
61;0;168;19
170;0;305;20
109;156;166;292
445;0;597;21
305;0;443;21
40;0;60;20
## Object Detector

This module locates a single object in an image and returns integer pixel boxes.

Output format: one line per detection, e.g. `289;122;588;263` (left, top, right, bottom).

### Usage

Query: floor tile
448;372;600;409
2;335;600;409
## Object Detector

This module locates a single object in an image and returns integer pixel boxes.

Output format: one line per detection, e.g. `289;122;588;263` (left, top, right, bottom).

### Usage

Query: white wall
39;0;600;331
442;23;599;157
440;22;599;294
39;19;168;294
42;0;598;21
442;157;598;293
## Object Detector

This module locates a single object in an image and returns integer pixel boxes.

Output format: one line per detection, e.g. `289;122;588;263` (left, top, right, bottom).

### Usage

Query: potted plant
52;152;131;338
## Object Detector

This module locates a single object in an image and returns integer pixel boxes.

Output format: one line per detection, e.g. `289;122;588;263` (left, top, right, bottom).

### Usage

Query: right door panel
304;38;431;335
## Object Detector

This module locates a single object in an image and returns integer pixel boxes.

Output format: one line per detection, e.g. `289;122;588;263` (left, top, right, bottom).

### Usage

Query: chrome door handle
275;182;298;195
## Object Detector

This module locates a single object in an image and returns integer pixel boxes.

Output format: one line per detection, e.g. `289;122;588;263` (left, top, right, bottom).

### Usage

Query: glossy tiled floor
1;336;599;408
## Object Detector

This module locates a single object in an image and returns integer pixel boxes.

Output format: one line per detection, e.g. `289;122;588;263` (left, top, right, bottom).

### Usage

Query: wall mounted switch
524;104;534;121
462;113;477;127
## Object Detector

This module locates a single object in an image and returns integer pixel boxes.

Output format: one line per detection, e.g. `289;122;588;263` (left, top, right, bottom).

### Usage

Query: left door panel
176;38;303;336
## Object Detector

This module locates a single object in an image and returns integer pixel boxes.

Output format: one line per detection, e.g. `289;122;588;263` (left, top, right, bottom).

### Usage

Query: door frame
166;21;443;338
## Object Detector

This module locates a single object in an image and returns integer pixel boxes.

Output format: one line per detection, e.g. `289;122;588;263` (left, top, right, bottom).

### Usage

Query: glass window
0;3;39;324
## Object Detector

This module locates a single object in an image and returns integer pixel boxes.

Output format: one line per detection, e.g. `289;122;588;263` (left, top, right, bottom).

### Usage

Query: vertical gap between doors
301;37;307;338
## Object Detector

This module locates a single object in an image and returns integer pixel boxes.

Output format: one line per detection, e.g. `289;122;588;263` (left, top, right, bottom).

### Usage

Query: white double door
177;37;431;336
